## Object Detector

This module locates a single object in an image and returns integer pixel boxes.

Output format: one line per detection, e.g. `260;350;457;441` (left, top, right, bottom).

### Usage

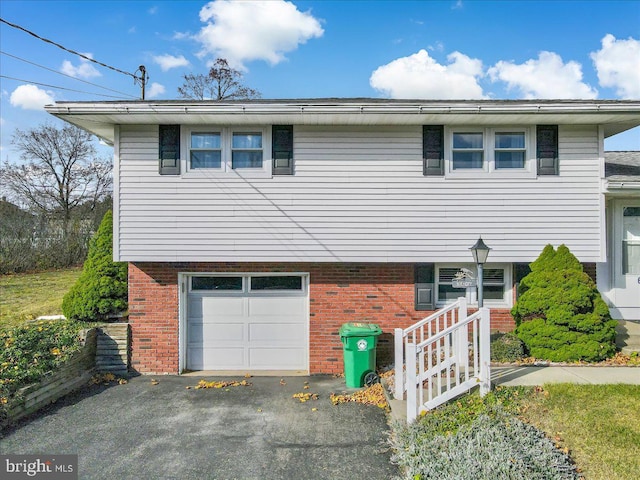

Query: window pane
483;285;504;300
251;276;303;290
232;133;262;149
495;133;524;149
453;151;483;169
453;133;483;149
623;207;640;274
192;276;242;291
438;284;462;301
191;133;220;149
496;151;525;169
191;151;221;169
232;151;263;169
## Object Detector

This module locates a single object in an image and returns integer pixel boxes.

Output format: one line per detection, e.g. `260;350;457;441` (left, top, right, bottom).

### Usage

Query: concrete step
615;320;640;354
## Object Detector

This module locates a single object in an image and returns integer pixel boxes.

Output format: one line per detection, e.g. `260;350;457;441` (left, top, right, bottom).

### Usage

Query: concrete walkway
387;366;640;422
492;365;640;386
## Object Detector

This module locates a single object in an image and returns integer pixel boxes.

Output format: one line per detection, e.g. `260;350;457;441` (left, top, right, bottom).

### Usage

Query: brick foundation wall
128;262;517;375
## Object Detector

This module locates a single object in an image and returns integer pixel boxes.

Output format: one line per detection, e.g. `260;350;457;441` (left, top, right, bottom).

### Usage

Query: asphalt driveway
0;375;398;480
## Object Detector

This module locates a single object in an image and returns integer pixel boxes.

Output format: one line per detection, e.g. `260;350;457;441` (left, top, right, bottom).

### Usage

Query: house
45;99;640;375
599;151;640;320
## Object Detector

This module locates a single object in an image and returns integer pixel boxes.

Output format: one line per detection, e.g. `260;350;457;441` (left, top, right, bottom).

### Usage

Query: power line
0;50;138;99
0;75;134;99
0;17;137;79
0;17;148;98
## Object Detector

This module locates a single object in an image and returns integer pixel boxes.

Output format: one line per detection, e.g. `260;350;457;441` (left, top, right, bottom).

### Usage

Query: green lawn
521;384;640;480
0;268;81;329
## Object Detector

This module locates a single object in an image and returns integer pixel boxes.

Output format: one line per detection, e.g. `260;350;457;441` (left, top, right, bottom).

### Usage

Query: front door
612;201;640;319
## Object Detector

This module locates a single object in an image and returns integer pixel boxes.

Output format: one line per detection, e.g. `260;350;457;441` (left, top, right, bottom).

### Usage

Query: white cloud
452;1;464;10
488;51;597;99
60;55;101;79
146;82;166;99
148;6;158;15
369;49;487;99
173;31;190;40
153;54;190;72
195;0;324;69
0;117;4;126
591;34;640;98
9;84;55;110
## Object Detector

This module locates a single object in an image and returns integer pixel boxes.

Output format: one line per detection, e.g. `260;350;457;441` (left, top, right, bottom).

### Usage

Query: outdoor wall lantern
470;237;491;307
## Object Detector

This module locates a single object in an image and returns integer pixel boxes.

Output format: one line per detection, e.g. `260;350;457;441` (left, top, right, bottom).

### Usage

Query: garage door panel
249;347;306;369
189;347;245;370
249;323;306;343
247;297;306;316
201;297;245;316
188;322;244;343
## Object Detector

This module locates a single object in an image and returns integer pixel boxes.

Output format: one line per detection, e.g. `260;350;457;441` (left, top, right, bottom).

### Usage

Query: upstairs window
446;127;534;177
232;132;263;169
184;127;267;173
495;132;526;169
190;132;221;169
452;132;484;169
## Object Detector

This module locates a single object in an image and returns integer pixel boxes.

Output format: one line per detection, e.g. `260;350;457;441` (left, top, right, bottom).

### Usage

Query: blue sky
1;0;639;159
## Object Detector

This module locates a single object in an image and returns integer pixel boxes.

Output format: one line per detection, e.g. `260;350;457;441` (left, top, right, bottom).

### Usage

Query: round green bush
490;333;526;362
511;245;616;362
62;210;127;322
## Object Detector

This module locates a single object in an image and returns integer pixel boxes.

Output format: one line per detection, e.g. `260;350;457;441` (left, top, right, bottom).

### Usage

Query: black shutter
536;125;558;175
159;125;180;175
272;125;294;175
514;262;532;300
423;125;444;176
415;263;435;310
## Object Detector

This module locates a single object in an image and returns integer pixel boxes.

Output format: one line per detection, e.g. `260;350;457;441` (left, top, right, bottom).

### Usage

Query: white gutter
45;100;640;116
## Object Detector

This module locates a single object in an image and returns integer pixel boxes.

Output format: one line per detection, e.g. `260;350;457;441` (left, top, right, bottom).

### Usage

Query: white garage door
186;274;308;371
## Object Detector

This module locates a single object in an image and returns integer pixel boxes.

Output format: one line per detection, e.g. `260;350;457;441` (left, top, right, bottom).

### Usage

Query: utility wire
0;75;133;99
0;17;139;80
0;50;137;99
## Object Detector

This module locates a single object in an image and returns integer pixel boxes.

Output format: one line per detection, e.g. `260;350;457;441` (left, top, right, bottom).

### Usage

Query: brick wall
129;262;518;375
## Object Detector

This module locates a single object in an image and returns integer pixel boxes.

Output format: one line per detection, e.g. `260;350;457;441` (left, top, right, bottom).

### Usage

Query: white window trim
435;263;513;308
445;127;536;179
181;126;272;178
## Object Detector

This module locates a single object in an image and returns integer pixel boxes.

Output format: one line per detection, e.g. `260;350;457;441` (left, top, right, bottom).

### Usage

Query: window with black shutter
272;125;294;175
536;125;558;175
159;125;180;175
415;264;435;310
423;125;444;176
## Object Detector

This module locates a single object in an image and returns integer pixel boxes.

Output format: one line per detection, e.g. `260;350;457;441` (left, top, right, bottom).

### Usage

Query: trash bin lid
339;322;382;337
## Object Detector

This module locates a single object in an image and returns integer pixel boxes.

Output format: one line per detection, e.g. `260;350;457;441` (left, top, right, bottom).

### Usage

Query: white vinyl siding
116;124;603;263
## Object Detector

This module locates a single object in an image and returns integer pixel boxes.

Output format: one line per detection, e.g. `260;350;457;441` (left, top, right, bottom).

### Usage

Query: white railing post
394;328;404;400
478;307;491;397
406;342;418;423
456;297;467;367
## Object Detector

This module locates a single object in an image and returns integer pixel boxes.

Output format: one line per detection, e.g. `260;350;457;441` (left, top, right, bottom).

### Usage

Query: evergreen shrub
62;211;127;322
511;244;616;362
490;332;526;362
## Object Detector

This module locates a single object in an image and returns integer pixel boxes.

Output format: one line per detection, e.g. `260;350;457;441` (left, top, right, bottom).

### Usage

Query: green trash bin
339;322;382;388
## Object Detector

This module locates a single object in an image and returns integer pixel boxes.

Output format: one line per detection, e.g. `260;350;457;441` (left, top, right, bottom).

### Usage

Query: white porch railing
394;297;491;423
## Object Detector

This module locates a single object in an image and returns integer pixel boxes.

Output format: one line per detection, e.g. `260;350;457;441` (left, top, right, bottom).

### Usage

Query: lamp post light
470;237;491;308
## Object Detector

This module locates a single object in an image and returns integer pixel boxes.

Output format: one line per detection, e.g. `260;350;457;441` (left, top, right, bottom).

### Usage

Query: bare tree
178;58;261;100
1;123;112;240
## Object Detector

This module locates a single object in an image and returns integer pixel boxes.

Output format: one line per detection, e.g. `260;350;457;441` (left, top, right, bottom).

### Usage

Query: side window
159;125;180;175
272;125;294;175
